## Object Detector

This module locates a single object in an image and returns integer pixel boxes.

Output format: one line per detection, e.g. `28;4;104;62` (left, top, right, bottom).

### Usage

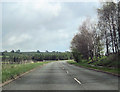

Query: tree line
2;50;73;64
71;2;120;64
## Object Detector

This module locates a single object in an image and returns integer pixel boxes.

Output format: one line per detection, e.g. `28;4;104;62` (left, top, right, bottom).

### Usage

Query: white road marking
74;78;82;84
62;68;64;69
66;71;69;74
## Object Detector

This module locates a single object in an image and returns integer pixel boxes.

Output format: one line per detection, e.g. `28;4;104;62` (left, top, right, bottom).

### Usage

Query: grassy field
67;60;120;75
2;61;53;83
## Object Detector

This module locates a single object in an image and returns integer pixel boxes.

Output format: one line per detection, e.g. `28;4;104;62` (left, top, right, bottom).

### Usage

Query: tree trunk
105;31;109;55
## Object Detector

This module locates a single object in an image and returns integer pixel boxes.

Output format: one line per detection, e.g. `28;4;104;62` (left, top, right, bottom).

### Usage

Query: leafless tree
71;19;103;61
98;2;119;54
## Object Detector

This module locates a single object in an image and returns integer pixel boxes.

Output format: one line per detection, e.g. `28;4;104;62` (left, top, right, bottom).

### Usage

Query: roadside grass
67;60;120;75
2;61;53;83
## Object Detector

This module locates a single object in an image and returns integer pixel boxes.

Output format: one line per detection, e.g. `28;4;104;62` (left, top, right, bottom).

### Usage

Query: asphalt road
2;61;119;90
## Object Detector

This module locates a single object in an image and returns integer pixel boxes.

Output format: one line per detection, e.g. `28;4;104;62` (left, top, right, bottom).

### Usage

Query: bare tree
71;19;102;62
98;2;119;54
117;1;120;52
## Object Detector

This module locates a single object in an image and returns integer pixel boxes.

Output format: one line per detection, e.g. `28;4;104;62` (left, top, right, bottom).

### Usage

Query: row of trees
3;49;21;53
2;51;73;64
98;2;119;55
71;1;120;63
32;52;72;61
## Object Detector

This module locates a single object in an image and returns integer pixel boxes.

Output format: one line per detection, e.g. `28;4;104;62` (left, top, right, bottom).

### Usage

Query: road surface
2;61;119;91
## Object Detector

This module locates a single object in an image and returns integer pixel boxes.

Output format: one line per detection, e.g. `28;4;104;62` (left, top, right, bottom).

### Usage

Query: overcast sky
2;1;100;52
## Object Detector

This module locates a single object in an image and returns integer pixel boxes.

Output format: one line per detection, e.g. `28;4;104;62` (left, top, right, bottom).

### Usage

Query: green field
2;61;53;83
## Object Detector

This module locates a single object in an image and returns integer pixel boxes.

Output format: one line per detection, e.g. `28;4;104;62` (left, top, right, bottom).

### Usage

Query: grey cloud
2;2;100;51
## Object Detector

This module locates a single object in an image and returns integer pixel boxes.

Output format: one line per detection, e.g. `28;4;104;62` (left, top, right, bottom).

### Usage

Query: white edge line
74;78;82;84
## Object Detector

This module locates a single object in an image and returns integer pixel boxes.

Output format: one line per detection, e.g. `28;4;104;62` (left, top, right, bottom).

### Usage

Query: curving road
2;61;119;91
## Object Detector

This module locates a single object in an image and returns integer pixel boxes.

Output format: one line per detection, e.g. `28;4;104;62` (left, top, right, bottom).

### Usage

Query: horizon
1;50;71;52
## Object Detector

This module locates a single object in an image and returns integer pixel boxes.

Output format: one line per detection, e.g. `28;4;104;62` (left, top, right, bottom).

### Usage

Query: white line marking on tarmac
74;78;82;84
62;68;64;69
66;71;69;73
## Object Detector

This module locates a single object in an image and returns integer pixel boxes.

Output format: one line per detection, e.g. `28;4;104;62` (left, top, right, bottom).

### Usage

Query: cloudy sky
2;0;100;52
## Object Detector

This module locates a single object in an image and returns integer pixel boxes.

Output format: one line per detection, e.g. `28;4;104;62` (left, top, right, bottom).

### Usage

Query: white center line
66;71;69;74
74;78;82;84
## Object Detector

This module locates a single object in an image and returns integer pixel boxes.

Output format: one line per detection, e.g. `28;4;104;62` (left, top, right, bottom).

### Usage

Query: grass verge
2;61;53;83
67;60;120;76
